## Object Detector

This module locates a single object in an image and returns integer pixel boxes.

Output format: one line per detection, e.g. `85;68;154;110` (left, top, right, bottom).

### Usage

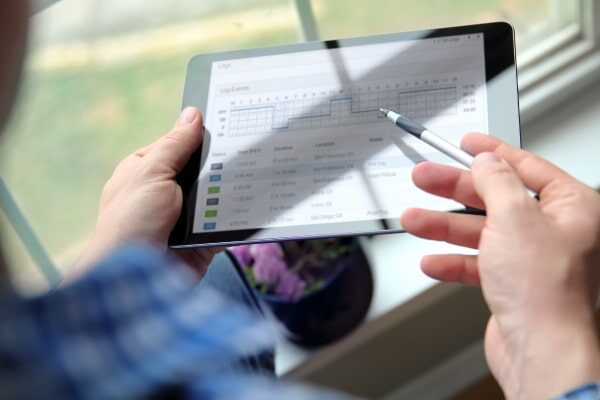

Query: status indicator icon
205;210;218;218
203;222;216;230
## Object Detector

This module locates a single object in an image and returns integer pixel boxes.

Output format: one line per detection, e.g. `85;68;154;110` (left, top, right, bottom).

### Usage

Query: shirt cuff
555;382;600;400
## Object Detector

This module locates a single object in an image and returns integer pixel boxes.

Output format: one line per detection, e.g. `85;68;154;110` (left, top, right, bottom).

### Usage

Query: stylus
380;108;539;199
380;108;474;168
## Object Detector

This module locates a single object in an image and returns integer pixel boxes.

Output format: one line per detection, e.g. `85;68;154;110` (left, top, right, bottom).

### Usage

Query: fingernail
472;152;500;166
179;107;198;124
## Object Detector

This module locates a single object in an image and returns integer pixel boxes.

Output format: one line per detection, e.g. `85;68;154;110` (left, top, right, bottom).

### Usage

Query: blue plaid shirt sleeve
555;383;600;400
0;245;351;400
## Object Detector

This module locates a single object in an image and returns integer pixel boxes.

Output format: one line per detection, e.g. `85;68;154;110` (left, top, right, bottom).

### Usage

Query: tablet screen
173;24;519;246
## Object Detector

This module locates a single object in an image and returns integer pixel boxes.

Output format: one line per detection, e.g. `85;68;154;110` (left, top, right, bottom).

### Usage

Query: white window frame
518;0;600;124
30;0;59;15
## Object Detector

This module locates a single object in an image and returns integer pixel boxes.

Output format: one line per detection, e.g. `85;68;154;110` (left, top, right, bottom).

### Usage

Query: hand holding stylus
401;132;600;399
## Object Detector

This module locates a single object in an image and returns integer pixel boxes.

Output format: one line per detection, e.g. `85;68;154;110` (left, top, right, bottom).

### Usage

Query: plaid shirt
0;245;348;400
0;245;596;399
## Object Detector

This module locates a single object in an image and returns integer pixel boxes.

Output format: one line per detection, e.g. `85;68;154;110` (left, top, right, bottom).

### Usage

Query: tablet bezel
169;22;520;248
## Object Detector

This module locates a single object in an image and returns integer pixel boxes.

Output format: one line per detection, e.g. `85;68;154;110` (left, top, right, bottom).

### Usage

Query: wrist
521;317;600;399
71;227;137;281
68;230;118;282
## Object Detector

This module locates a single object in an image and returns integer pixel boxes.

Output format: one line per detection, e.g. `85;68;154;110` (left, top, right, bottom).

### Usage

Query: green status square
204;210;218;218
207;186;220;194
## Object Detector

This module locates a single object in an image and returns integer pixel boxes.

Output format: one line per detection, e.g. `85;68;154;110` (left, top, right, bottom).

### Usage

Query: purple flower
275;271;306;302
253;255;286;285
229;245;253;267
249;243;284;261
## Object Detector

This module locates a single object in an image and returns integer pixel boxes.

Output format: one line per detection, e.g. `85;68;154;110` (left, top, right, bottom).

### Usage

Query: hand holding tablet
169;22;521;248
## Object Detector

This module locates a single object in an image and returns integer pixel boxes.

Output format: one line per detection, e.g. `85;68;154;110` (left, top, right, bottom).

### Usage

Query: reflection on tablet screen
194;34;487;239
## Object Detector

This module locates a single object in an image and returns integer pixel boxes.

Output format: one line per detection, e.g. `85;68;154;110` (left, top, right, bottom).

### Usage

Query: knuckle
483;162;515;179
139;159;167;177
157;126;196;151
162;129;185;144
113;155;133;171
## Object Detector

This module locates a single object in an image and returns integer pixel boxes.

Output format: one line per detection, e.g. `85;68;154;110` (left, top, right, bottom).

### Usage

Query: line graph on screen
227;80;458;137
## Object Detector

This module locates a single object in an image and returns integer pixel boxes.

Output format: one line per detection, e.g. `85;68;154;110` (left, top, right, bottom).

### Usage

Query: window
1;0;598;293
1;0;301;293
308;0;578;57
297;0;600;121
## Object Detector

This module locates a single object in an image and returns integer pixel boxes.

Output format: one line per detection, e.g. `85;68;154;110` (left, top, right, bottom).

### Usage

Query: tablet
169;22;520;248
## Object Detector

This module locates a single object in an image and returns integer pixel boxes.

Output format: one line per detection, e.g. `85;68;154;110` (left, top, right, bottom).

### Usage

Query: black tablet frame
169;22;519;248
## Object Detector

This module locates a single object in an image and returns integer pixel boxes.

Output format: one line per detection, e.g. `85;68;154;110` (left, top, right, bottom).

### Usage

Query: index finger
461;132;573;193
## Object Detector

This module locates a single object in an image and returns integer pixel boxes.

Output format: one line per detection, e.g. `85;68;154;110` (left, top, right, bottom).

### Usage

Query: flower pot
230;238;373;346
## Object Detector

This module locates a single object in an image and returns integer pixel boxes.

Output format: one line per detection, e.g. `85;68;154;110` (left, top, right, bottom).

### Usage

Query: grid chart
228;84;457;137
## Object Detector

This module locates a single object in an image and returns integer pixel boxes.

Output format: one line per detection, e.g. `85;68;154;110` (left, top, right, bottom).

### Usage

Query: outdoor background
0;0;576;293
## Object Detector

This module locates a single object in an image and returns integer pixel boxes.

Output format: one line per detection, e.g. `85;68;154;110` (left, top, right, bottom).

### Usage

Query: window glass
311;0;579;56
0;0;299;292
0;0;581;293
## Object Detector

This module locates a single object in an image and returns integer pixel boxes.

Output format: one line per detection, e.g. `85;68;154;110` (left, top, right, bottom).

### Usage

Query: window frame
518;0;600;124
30;0;59;15
7;1;600;393
17;0;600;281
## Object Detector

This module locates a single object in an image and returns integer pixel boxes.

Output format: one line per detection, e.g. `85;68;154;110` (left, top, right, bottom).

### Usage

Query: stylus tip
380;108;390;115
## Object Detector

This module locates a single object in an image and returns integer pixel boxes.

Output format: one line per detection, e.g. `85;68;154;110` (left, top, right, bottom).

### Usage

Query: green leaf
303;279;324;295
244;267;257;287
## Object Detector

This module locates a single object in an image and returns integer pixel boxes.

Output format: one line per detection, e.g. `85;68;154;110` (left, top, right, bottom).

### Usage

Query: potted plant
228;237;373;346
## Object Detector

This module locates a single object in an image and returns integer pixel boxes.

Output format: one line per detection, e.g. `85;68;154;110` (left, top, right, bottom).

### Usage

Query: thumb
471;152;535;220
145;107;203;173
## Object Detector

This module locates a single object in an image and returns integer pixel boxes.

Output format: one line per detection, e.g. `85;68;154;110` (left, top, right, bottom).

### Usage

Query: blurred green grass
314;0;502;39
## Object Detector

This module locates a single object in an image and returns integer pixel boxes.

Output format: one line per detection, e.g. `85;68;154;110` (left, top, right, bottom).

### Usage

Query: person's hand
400;133;600;400
76;107;221;279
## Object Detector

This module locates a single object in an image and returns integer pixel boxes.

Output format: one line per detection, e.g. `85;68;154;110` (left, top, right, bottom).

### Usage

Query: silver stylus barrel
381;108;473;168
420;130;474;167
